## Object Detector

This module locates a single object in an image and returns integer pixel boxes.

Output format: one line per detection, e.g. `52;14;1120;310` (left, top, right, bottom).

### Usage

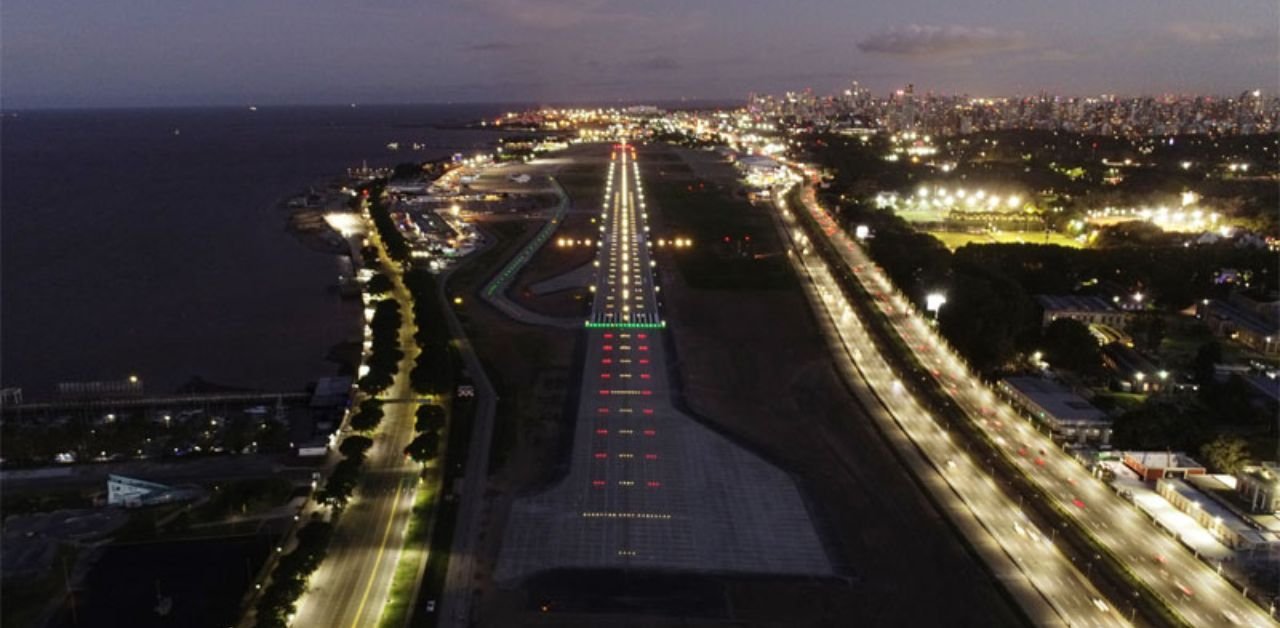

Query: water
1;105;508;398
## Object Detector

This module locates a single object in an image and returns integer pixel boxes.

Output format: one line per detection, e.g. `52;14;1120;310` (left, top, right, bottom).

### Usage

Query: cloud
465;41;520;52
1163;23;1271;46
454;0;651;30
631;55;680;71
857;24;1027;57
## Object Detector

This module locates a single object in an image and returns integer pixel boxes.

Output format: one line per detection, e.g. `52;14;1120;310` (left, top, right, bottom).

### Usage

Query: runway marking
350;479;405;628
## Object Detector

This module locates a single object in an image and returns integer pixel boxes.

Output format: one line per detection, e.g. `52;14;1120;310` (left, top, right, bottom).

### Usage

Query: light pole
925;292;947;324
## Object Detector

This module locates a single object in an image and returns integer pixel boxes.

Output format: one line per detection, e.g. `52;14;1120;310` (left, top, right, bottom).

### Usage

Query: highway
772;184;1125;628
290;207;424;628
788;181;1275;627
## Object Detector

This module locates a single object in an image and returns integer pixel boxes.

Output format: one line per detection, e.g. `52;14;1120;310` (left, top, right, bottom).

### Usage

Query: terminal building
997;376;1111;444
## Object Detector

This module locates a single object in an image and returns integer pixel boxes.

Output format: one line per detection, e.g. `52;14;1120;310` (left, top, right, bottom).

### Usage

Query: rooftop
1000;376;1108;424
1123;451;1204;470
1159;477;1274;546
1204;299;1280;338
1036;294;1118;313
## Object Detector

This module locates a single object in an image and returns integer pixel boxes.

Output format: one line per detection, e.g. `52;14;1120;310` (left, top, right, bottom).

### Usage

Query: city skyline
2;0;1277;108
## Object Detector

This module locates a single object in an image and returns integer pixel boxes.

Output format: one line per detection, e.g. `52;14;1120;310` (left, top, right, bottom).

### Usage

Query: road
772;183;1124;628
789;181;1275;627
434;254;501;627
290;208;424;628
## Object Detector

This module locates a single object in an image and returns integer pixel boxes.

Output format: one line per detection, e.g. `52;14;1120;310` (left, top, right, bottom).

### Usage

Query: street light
925;293;947;321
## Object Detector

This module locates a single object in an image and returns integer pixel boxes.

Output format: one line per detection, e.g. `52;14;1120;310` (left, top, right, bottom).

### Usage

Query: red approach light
644;453;658;460
723;236;731;243
1072;498;1086;509
638;359;650;365
603;333;614;339
601;373;612;379
602;345;614;351
640;373;651;379
601;358;613;365
597;408;610;414
637;334;648;339
596;428;609;435
638;345;649;351
641;390;652;396
642;409;654;415
594;452;608;459
642;429;656;436
646;481;661;488
744;235;751;242
592;480;606;487
599;389;610;396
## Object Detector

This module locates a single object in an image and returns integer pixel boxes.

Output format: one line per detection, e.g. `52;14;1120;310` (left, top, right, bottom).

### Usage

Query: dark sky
3;0;1277;108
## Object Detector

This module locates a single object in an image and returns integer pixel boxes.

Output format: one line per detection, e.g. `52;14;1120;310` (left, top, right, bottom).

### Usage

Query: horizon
4;87;1277;114
3;0;1276;109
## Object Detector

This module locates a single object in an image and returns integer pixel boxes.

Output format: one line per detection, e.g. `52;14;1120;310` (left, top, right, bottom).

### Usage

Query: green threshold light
583;321;667;329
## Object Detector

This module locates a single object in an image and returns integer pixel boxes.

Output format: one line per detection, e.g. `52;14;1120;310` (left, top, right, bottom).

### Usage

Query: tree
1192;340;1223;391
1127;311;1168;353
415;404;446;434
1041;318;1103;376
338;435;374;460
366;273;393;295
1111;399;1210;450
404;430;440;464
349;399;385;432
1200;435;1251;474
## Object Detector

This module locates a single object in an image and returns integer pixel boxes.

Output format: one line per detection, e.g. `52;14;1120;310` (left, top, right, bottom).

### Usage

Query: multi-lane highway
788;182;1274;627
289;210;424;628
773;183;1125;628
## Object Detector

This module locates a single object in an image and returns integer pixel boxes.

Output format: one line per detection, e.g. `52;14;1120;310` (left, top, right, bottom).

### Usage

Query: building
1101;342;1168;393
1237;463;1280;514
106;475;202;508
1157;477;1275;550
56;378;144;401
1197;299;1280;355
1122;451;1205;481
1036;295;1130;329
998;376;1112;444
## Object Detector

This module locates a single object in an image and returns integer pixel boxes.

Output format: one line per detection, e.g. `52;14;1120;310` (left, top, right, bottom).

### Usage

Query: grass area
192;477;297;523
1;544;78;628
927;230;1085;251
649;177;794;290
378;481;437;628
1;489;93;516
408;394;476;627
1091;391;1148;413
450;222;532;317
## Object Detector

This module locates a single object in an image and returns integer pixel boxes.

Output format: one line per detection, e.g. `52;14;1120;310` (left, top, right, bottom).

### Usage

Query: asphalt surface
774;183;1123;628
435;255;502;628
495;143;829;582
791;181;1275;627
290;211;423;628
